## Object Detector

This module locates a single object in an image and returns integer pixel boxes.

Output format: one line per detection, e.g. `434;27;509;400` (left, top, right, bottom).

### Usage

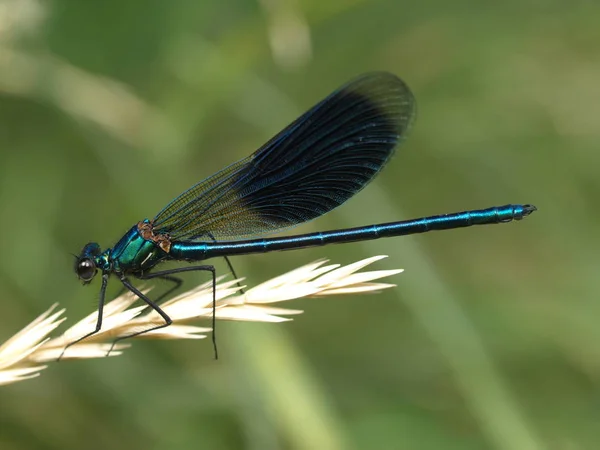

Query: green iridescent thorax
108;221;170;274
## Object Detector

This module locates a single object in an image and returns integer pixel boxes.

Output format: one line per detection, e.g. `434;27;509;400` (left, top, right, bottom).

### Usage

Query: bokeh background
0;0;598;449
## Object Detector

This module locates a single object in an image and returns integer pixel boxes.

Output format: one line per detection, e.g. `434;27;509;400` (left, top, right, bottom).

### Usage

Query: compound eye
77;258;97;282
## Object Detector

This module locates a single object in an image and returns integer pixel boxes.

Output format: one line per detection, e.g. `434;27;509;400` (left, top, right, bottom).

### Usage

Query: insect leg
137;265;218;359
104;275;174;356
58;272;109;361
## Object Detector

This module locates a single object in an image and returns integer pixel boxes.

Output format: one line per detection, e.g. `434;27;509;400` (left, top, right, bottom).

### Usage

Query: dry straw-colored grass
0;256;401;385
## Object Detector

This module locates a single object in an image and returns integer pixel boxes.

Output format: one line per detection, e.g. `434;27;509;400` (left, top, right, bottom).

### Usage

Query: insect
69;72;536;358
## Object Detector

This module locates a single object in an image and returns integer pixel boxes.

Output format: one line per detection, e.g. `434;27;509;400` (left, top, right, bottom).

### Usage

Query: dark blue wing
152;72;415;241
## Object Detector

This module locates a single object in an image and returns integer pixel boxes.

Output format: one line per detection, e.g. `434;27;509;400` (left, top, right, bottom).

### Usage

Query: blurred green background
0;0;598;448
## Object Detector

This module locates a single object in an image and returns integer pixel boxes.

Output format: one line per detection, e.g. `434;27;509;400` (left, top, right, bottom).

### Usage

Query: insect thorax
109;222;170;273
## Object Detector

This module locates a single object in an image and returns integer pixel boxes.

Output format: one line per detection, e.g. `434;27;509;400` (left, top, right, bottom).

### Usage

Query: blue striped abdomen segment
170;204;535;261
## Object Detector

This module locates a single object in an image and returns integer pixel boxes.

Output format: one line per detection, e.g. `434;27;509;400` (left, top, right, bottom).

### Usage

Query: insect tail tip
522;204;537;217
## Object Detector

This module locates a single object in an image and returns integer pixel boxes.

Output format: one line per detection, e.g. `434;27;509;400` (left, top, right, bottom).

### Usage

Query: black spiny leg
223;255;243;290
104;275;174;356
136;265;218;359
116;274;182;302
207;233;244;294
58;272;109;361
